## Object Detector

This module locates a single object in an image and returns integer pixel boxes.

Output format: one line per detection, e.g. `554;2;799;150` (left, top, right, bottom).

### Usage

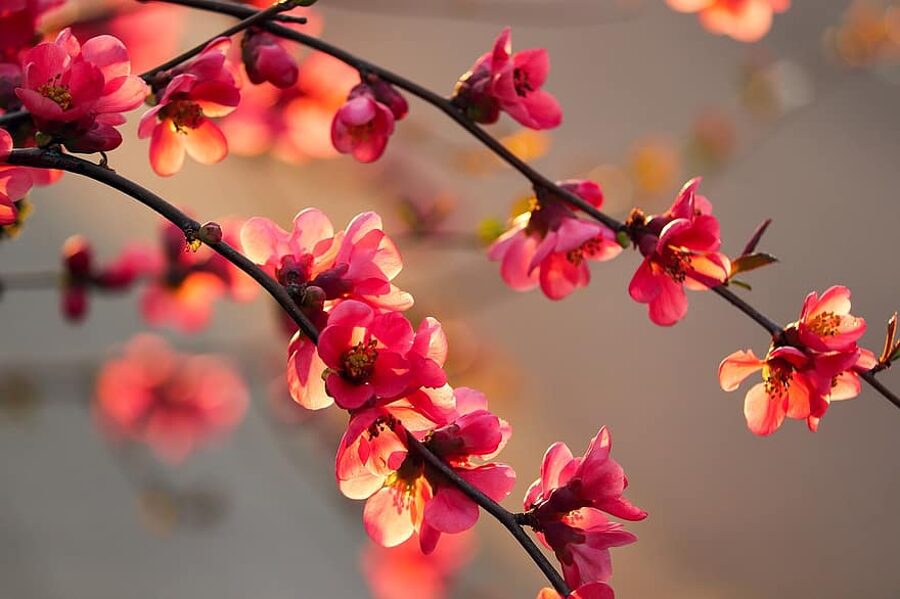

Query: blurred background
2;0;900;597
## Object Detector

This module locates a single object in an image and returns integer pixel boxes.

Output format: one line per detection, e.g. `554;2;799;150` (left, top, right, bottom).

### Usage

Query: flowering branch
144;0;899;413
4;147;572;596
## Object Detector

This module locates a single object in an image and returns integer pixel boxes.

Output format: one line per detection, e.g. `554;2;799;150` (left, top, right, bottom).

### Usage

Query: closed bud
199;221;223;245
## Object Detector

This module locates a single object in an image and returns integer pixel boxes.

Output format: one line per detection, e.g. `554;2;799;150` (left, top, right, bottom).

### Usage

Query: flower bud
353;79;408;121
199;221;223;245
62;236;93;279
451;65;500;124
242;31;299;89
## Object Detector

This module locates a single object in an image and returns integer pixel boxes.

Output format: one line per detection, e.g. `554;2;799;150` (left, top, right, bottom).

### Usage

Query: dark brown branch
6;147;570;596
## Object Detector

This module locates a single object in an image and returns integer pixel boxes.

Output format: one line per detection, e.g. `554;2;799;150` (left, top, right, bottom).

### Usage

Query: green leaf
729;253;778;277
730;279;752;291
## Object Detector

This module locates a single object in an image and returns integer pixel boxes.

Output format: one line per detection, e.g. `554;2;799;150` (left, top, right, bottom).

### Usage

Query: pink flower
525;429;643;590
666;0;790;43
0;129;33;226
540;508;637;589
0;0;65;63
796;285;866;353
138;38;240;176
489;180;621;300
241;30;298;89
362;530;473;599
340;387;514;553
60;235;144;322
453;27;562;129
627;177;730;326
330;89;396;163
719;286;873;435
525;427;647;522
140;219;256;332
94;334;248;462
317;300;447;409
537;582;616;599
15;28;149;152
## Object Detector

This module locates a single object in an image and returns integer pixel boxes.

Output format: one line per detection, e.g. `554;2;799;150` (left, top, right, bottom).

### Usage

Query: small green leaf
729;253;778;277
730;279;752;291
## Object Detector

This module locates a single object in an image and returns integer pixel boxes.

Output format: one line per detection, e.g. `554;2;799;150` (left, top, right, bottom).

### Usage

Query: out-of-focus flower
453;27;561;129
687;110;736;172
666;0;790;43
140;219;256;332
0;129;33;226
824;1;900;69
15;28;148;152
138;38;239;176
73;3;186;74
60;235;145;322
331;79;407;163
719;285;874;435
537;582;615;599
221;52;356;162
0;0;65;63
95;334;248;462
362;529;474;599
626;137;680;201
489;180;621;300
626;177;729;326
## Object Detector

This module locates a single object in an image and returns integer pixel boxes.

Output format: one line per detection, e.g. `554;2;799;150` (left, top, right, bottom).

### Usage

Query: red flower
537;582;615;599
0;0;65;64
454;27;562;129
331;79;408;163
95;335;248;462
317;300;447;409
16;28;148;152
489;180;620;300
667;0;790;43
139;38;240;176
60;235;145;322
719;286;874;435
627;178;730;326
241;30;298;89
0;129;33;226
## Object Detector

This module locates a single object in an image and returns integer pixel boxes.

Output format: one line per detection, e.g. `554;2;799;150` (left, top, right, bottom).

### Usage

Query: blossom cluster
719;286;873;435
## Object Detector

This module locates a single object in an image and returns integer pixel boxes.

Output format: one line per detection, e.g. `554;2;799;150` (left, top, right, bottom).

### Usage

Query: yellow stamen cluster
807;311;843;337
342;339;379;384
38;78;72;111
163;100;204;133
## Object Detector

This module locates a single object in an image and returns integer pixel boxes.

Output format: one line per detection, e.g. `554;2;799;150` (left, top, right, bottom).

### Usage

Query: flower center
662;247;693;282
38;80;72;110
366;414;398;439
763;361;793;398
567;236;607;265
807;311;842;337
341;339;379;384
163;100;204;132
513;67;534;97
349;121;376;142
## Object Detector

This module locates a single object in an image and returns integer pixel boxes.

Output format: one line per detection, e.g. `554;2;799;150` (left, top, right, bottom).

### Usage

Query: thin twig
147;0;898;413
5;147;571;596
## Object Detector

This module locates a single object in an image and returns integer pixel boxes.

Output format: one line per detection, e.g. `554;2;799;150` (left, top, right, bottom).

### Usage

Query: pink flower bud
62;235;93;279
241;31;299;89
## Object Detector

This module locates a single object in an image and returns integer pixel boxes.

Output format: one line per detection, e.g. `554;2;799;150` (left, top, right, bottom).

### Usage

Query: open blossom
331;79;407;163
362;530;473;599
666;0;790;43
95;335;248;462
16;28;149;152
242;209;413;410
241;30;298;88
719;285;874;435
489;180;621;300
140;219;256;332
342;386;514;552
0;129;33;226
0;0;66;63
318;300;447;409
537;582;615;599
627;177;730;326
60;235;145;322
139;38;240;176
453;27;562;129
525;429;644;590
